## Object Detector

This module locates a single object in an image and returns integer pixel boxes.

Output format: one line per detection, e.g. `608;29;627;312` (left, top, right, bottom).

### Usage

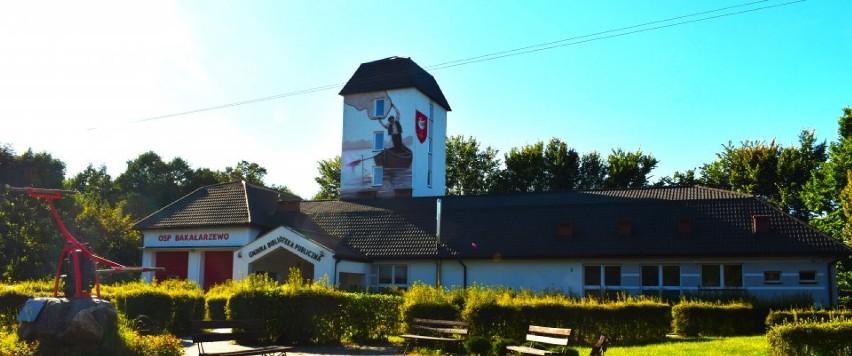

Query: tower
338;57;451;199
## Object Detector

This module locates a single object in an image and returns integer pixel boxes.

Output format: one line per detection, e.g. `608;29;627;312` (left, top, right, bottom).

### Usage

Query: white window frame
701;264;743;288
371;264;408;287
583;265;621;289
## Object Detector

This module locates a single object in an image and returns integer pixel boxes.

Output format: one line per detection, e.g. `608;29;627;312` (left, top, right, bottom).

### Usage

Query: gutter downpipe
828;257;838;307
436;199;442;287
333;256;341;287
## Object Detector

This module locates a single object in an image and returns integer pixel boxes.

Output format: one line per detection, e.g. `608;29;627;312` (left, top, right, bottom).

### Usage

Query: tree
65;164;118;203
0;145;68;280
495;141;547;193
445;135;500;195
313;156;341;200
656;169;698;187
115;152;195;219
543;138;580;191
577;151;607;190
604;148;659;188
221;160;268;185
803;107;852;238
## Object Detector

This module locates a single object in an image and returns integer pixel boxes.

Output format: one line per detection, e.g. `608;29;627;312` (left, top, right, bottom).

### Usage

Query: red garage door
203;251;233;290
155;251;188;281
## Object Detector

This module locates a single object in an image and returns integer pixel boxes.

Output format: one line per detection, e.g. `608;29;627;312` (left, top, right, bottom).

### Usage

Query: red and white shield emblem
415;110;428;143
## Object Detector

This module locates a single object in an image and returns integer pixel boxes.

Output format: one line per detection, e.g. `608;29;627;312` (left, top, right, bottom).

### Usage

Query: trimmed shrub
0;325;38;355
490;337;518;356
766;309;852;328
464;335;491;355
766;320;852;355
342;292;403;343
0;287;31;325
400;283;461;327
672;300;754;336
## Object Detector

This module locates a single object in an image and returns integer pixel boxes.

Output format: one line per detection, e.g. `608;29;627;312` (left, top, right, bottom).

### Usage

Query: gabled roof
133;181;296;230
135;184;850;261
339;57;451;111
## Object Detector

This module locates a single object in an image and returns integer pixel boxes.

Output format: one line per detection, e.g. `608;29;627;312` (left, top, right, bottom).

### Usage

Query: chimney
752;215;771;235
677;218;693;236
617;219;632;237
557;221;574;238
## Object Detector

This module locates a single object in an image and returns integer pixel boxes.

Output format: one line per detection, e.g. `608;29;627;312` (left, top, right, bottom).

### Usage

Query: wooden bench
590;335;607;356
191;319;292;356
506;325;572;355
399;318;469;353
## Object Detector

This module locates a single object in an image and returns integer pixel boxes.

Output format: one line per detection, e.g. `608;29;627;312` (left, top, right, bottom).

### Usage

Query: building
135;57;849;306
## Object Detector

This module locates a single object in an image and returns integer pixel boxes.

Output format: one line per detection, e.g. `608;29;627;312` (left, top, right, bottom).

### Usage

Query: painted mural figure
380;115;404;153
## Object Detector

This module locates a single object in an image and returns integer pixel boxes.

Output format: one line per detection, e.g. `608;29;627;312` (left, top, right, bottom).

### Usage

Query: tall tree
604;148;659;188
543;138;580;191
65;164;118;203
221;160;268;185
115;152;194;219
803;107;852;238
496;141;547;193
577;151;607;190
445;135;501;195
313;156;341;200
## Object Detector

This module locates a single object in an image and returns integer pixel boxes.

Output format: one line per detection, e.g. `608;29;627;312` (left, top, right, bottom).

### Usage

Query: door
155;251;188;281
203;251;234;290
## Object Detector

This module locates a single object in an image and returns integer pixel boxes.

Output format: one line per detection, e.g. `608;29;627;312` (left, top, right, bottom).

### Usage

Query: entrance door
155;251;188;281
203;251;233;290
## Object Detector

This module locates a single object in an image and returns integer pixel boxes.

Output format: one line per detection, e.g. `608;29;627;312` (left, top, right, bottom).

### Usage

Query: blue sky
1;0;850;198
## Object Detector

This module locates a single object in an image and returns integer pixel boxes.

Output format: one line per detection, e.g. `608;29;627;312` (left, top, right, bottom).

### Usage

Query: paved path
182;338;402;355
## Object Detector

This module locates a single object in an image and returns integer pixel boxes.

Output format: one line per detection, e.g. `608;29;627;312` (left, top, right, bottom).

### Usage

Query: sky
1;0;850;199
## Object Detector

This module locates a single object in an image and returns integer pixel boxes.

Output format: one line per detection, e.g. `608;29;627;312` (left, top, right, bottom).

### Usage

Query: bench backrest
191;319;266;343
525;325;572;346
410;318;470;335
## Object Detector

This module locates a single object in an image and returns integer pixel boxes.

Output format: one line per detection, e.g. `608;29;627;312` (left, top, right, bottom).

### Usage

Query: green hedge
672;301;754;336
766;309;852;328
0;288;31;325
342;293;402;343
766;320;852;355
107;281;205;334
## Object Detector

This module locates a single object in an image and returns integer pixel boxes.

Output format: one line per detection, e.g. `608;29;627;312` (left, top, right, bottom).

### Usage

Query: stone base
18;297;118;347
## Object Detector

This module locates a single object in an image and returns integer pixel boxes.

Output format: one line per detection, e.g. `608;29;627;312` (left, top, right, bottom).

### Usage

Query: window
372;264;408;287
373;131;385;151
641;266;659;287
372;166;383;186
584;265;601;286
702;264;742;288
799;270;817;284
642;265;680;288
585;265;621;288
374;99;385;118
604;266;621;286
764;271;781;284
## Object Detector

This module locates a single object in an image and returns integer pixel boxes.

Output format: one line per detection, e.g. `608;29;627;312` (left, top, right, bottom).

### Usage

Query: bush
107;280;204;334
672;300;754;336
490;337;518;356
342;292;403;343
766;309;852;328
0;325;37;355
766;320;852;355
464;335;491;355
0;287;31;326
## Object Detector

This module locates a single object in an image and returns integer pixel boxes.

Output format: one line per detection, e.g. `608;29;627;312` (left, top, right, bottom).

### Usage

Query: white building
136;57;849;306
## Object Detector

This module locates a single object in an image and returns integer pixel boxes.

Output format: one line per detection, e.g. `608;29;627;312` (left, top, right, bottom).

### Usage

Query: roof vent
617;219;632;237
752;215;771;234
677;218;693;236
557;221;574;238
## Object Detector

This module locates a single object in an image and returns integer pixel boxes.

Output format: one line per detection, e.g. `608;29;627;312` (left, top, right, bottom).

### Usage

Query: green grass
573;335;767;356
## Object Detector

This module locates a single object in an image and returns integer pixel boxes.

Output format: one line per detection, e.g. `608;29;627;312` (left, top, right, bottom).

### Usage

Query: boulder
18;297;118;348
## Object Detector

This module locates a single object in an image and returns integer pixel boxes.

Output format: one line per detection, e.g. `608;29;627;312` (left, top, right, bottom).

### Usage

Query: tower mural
339;57;451;199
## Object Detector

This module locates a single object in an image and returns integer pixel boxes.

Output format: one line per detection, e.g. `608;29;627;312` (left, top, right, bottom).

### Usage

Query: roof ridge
132;182;240;228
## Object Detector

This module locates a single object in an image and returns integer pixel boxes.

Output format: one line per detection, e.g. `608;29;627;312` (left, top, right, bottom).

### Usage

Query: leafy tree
577;151;607;189
65;164;118;203
313;156;341;200
656;169;698;187
495;141;547;193
0;145;68;280
445;136;500;195
221;160;268;185
604;148;659;188
72;194;141;267
803;107;852;238
543;138;580;191
115;152;195;219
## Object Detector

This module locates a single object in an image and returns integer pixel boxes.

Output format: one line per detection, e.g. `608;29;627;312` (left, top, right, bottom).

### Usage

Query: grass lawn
572;335;767;356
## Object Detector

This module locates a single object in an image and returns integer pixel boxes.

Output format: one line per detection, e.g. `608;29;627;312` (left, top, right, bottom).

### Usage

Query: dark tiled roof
136;184;850;261
133;181;292;229
339;57;452;111
296;186;849;260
